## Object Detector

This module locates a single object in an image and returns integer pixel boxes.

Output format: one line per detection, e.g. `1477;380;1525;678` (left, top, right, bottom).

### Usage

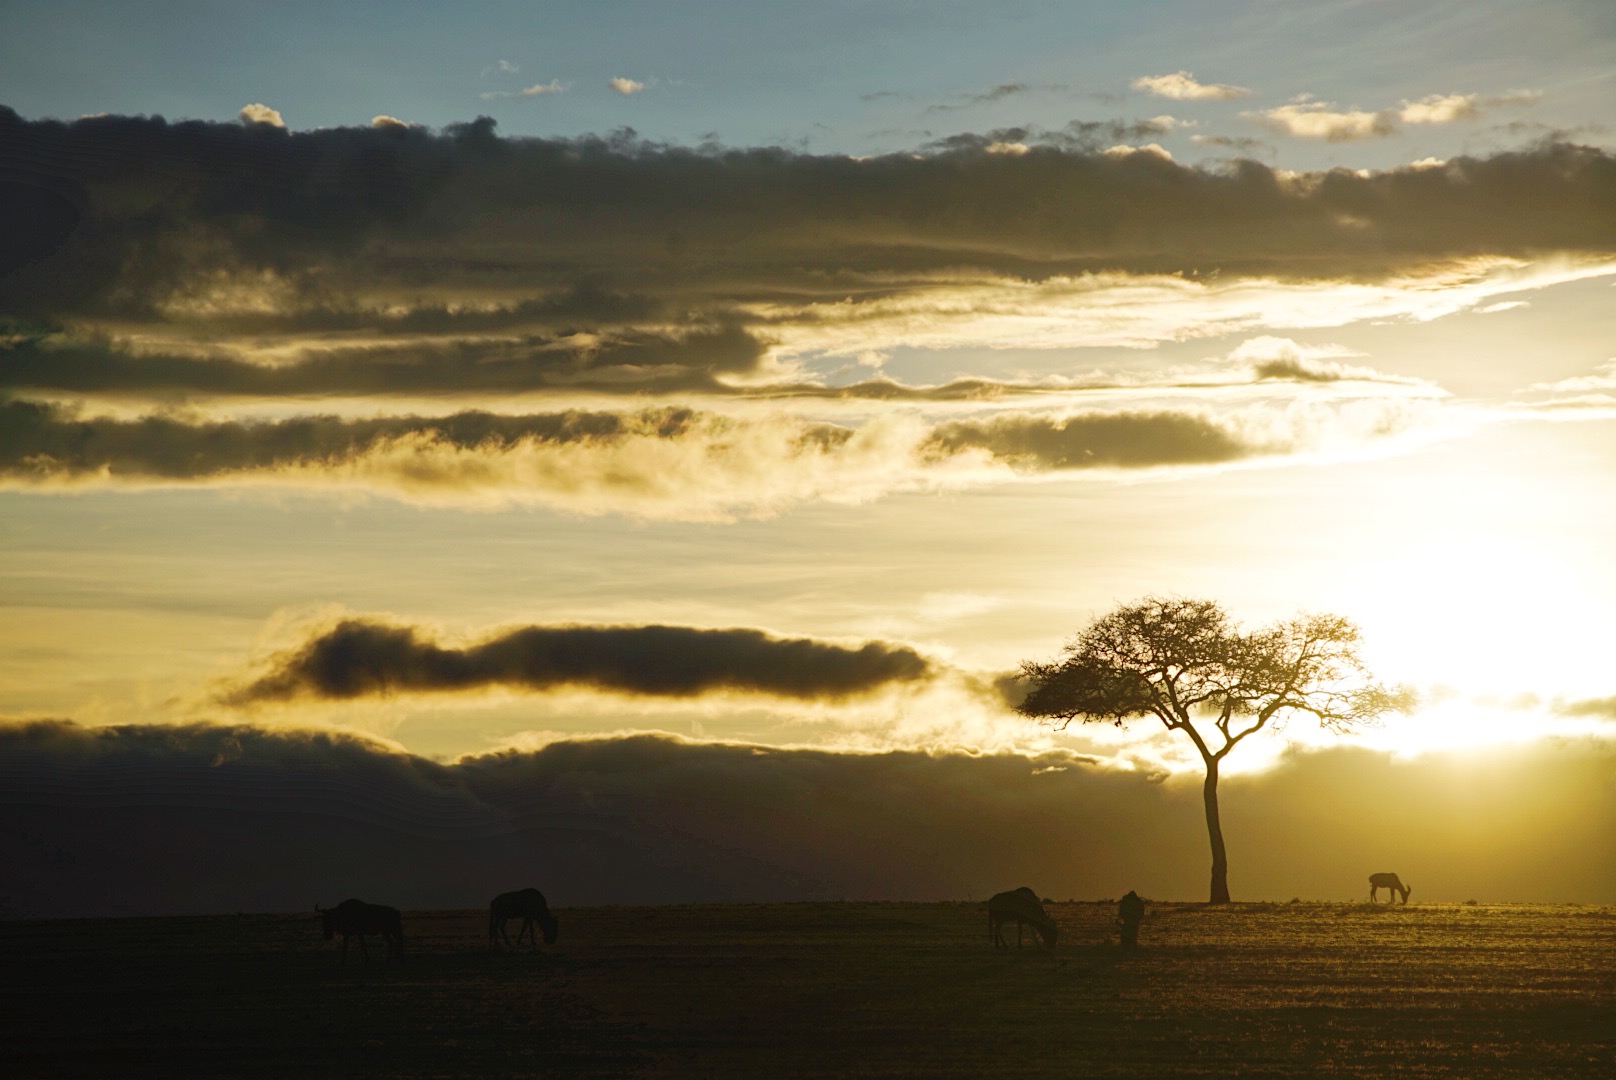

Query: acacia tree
1017;596;1412;904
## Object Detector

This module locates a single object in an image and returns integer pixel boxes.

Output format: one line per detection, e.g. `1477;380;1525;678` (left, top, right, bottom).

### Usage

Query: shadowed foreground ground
3;901;1613;1078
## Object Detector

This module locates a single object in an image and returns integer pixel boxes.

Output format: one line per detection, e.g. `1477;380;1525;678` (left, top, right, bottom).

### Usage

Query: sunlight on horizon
4;1;1616;913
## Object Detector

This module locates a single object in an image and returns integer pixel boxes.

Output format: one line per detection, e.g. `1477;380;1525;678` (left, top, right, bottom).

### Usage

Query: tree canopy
1018;596;1413;902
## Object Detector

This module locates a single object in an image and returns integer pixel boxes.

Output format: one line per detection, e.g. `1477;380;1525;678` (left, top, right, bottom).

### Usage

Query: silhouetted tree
1017;596;1411;904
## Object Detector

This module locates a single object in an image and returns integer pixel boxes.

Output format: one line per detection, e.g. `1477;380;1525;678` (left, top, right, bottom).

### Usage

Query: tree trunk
1203;759;1230;904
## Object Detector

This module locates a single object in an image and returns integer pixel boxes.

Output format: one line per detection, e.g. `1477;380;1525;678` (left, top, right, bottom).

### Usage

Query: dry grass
3;901;1613;1077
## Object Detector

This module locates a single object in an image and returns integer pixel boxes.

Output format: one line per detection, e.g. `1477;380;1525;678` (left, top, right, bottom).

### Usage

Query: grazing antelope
988;887;1058;950
317;898;404;962
488;888;559;950
1368;872;1411;904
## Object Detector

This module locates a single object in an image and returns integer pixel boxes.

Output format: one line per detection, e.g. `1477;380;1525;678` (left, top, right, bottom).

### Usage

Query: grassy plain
3;901;1613;1078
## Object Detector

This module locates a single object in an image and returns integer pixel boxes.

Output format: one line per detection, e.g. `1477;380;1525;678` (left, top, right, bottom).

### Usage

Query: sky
3;1;1615;911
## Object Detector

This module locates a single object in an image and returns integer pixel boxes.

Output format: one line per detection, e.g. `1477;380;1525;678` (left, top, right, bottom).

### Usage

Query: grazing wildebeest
317;898;404;962
988;887;1058;950
1368;872;1412;904
488;888;559;950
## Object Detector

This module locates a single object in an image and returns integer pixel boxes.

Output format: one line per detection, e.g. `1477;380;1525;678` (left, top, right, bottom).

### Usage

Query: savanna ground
2;901;1612;1078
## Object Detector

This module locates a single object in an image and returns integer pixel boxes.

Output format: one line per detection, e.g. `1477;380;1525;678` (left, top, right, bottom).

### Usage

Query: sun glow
1350;531;1596;692
1343;696;1616;759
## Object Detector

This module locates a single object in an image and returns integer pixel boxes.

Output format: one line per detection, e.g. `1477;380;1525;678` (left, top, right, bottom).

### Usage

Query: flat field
3;901;1613;1078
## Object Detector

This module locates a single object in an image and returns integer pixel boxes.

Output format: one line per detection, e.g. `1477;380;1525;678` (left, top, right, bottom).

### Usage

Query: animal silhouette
988;887;1058;950
488;888;559;949
317;898;404;962
1368;872;1412;903
1117;890;1145;950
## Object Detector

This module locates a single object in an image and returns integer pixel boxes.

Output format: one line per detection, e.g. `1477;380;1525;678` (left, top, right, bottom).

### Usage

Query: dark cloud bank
4;106;1614;324
0;325;764;398
0;400;759;479
225;618;935;705
3;106;1578;505
0;398;1267;487
4;719;1614;918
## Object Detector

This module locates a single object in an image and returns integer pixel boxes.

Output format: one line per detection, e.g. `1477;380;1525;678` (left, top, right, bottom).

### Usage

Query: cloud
1531;359;1616;394
0;399;882;519
1249;90;1542;141
1190;133;1269;156
1554;695;1616;719
481;81;568;101
968;82;1033;104
5;107;1613;337
1;104;1612;510
1132;72;1250;101
924;411;1253;469
1251;360;1409;385
1411;90;1541;124
483;60;520;77
238;103;286;128
1102;143;1172;161
1249;357;1402;383
610;77;646;95
1397;93;1483;125
5;719;1615;915
927;117;1181;155
747;259;1616;363
0;399;759;477
0;392;1436;517
1248;100;1396;142
1512;356;1616;416
1229;336;1417;384
0;175;81;278
220;617;937;706
371;115;410;129
916;397;1435;477
926;83;1071;113
0;323;768;397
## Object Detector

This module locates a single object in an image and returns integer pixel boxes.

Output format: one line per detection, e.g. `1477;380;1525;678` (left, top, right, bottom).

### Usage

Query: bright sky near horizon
3;0;1615;783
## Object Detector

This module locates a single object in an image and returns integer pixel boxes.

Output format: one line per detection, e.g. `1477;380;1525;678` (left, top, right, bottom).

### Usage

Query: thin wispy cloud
1190;133;1269;156
1530;359;1616;394
1133;71;1250;101
927;82;1070;113
481;80;568;100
